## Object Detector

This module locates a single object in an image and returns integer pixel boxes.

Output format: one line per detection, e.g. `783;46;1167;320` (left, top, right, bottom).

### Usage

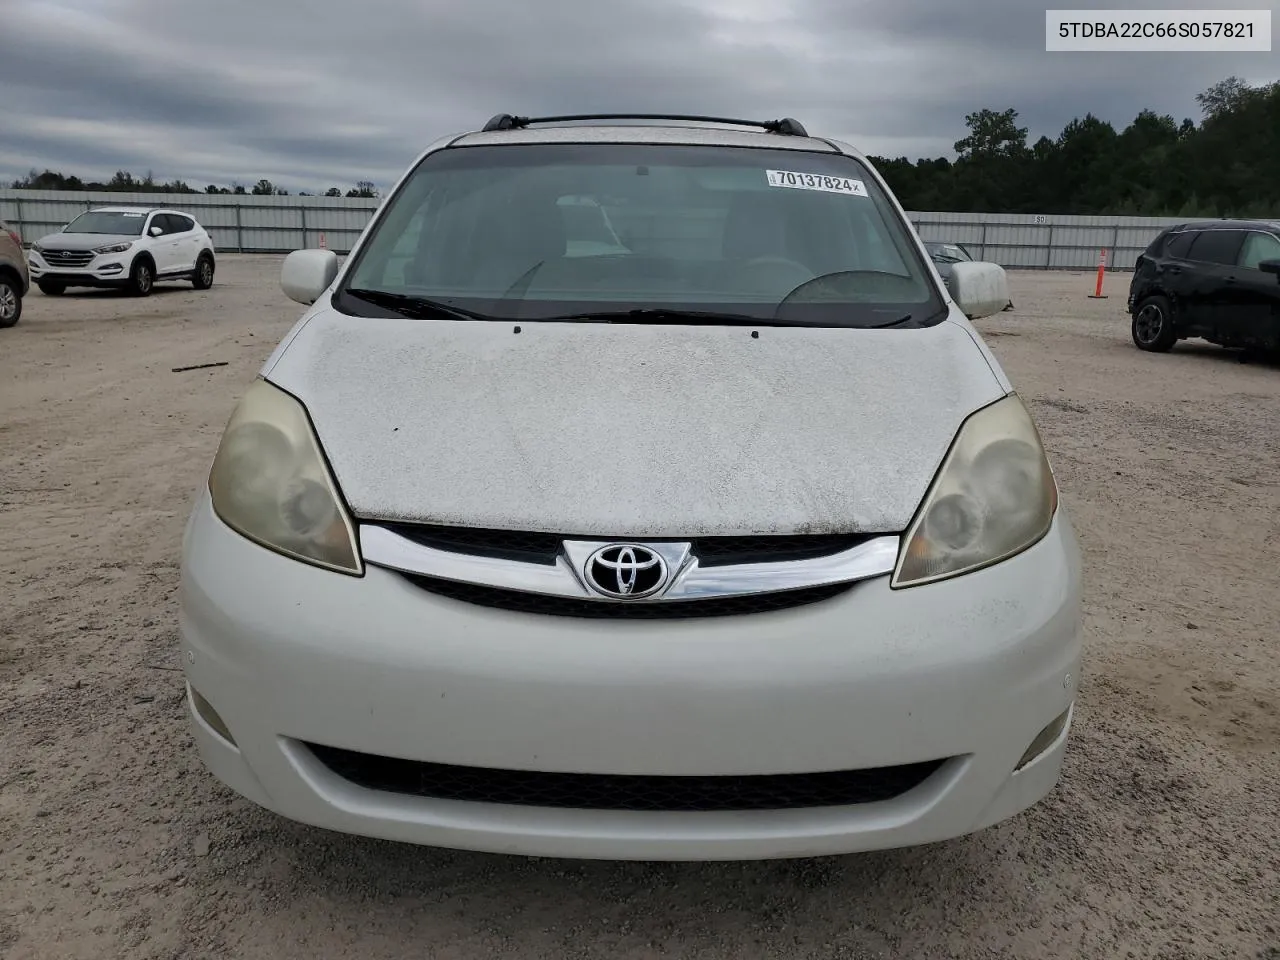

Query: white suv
29;206;216;297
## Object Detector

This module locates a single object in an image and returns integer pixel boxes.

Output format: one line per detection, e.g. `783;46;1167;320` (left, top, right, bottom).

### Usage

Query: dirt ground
1;256;1277;960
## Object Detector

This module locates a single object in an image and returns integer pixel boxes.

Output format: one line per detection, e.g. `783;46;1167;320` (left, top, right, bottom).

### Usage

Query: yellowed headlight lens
208;379;362;575
893;394;1056;588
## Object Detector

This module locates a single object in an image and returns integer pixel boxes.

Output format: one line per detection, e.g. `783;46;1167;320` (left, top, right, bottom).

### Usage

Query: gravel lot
1;256;1278;960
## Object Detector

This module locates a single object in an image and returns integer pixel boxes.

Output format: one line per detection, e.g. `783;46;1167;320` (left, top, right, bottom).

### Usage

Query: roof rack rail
481;113;809;137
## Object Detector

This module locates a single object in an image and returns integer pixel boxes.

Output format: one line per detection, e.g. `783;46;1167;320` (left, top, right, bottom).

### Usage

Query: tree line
8;169;378;199
6;76;1276;217
868;76;1279;218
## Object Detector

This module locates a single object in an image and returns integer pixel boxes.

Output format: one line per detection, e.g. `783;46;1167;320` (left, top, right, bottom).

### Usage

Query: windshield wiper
542;308;782;327
344;288;496;322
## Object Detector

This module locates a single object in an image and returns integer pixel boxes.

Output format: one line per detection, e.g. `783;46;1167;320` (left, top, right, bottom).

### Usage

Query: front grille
692;533;873;566
305;744;946;811
385;524;563;565
41;249;94;267
380;522;877;568
400;573;854;618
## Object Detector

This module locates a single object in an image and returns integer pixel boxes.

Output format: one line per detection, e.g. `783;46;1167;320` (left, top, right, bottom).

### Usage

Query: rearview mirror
946;261;1012;320
149;225;163;237
1258;258;1280;279
282;248;340;305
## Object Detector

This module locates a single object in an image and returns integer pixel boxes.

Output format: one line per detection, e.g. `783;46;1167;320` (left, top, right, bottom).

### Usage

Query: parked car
28;207;216;297
925;241;1013;312
924;240;976;280
179;112;1080;862
0;218;29;328
1128;219;1280;354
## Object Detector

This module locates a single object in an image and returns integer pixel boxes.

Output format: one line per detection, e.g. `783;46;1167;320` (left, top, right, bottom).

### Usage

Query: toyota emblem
584;544;668;599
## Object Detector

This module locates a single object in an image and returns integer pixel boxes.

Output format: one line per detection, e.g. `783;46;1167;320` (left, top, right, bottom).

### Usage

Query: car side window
1186;230;1246;266
1162;231;1196;259
1237;232;1280;270
173;215;195;233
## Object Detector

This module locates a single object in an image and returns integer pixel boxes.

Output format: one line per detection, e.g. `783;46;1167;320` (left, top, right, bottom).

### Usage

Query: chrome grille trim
41;249;96;267
360;524;900;602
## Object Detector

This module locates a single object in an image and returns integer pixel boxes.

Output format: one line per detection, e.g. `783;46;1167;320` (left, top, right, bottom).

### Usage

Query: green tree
953;108;1028;160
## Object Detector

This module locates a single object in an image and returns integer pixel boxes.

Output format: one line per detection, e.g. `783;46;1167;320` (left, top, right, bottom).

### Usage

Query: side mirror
1258;259;1280;279
946;261;1012;320
149;225;163;237
282;248;340;305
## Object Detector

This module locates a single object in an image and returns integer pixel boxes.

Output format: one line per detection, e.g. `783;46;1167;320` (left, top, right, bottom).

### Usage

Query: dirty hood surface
265;310;1006;536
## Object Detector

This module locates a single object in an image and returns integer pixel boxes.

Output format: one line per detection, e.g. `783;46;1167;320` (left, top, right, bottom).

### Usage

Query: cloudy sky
1;0;1275;194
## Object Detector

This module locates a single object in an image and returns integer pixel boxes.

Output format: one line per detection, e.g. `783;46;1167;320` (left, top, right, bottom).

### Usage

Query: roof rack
481;113;809;137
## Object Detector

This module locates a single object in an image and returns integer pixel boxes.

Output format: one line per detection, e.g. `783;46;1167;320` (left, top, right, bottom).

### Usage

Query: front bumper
28;251;129;287
178;492;1083;860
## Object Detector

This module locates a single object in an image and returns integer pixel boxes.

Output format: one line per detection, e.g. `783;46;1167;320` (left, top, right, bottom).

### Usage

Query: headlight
208;379;362;575
93;241;134;255
892;393;1057;588
32;243;45;254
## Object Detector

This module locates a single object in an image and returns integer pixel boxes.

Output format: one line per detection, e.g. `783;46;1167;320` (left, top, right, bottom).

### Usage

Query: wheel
128;258;154;297
192;254;215;290
38;281;65;296
0;276;21;328
1131;295;1176;352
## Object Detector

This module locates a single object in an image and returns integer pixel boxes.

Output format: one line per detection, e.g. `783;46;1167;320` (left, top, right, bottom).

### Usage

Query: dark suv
1128;220;1280;355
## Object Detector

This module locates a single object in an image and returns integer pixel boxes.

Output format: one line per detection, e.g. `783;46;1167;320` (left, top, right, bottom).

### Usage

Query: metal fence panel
908;212;1191;270
1;189;1262;268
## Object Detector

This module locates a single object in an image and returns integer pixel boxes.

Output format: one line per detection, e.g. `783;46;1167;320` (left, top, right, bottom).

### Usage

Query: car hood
37;232;139;251
264;309;1007;536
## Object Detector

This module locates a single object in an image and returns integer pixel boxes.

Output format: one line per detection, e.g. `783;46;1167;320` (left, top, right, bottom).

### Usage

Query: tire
39;281;65;296
0;275;21;328
192;253;215;290
128;258;155;297
1131;295;1177;352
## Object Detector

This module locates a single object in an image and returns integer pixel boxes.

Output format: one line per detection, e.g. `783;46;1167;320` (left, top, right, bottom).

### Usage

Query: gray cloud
0;0;1273;193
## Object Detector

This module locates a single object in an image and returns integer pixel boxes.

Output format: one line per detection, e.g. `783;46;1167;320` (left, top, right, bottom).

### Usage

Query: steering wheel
742;255;815;290
745;255;810;273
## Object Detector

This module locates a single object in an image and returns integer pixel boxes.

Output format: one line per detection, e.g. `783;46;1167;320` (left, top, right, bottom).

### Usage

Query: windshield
338;143;945;328
64;211;149;236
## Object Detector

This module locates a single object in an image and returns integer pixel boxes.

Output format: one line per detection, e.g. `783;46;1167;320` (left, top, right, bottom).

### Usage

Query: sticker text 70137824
765;170;869;197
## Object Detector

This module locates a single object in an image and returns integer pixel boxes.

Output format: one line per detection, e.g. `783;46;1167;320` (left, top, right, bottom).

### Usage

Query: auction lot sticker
766;170;868;197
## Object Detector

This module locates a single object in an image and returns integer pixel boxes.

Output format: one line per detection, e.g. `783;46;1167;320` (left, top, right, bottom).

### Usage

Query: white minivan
179;113;1082;861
